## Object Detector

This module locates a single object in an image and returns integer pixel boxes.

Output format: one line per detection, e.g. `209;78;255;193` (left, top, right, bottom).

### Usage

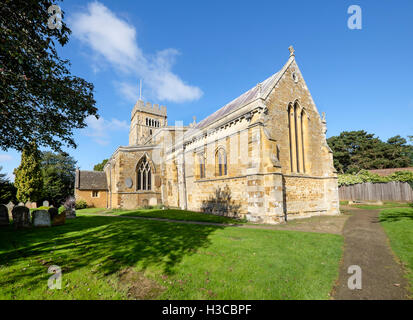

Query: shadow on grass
379;208;413;223
0;215;223;289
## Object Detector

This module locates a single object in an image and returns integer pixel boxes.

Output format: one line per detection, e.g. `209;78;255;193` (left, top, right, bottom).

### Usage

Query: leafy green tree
0;166;17;204
327;131;413;173
93;159;108;171
0;0;98;152
41;151;76;205
13;141;43;203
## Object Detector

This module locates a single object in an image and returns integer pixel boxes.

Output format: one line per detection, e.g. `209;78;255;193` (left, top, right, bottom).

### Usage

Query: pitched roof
368;167;413;176
75;170;108;190
192;56;293;131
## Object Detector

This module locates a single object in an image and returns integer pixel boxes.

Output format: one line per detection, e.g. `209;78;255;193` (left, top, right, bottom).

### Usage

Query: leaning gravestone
52;211;66;226
0;204;10;226
12;206;31;229
32;210;51;227
42;200;49;207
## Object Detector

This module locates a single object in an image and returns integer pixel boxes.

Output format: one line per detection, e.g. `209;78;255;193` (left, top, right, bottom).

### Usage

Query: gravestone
6;202;14;220
0;204;10;226
48;207;59;221
32;210;51;227
12;206;31;229
65;208;76;219
43;200;49;207
52;211;66;226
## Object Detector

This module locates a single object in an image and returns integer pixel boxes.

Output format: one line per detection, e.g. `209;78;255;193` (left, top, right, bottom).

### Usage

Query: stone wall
75;189;108;208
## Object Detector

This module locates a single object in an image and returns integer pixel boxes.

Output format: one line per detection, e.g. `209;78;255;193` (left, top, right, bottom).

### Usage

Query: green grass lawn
77;207;246;224
346;201;411;210
0;215;343;300
380;207;413;295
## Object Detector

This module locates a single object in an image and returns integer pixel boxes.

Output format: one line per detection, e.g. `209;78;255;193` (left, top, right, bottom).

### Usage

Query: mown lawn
347;202;411;210
0;215;343;300
380;207;413;295
77;207;246;224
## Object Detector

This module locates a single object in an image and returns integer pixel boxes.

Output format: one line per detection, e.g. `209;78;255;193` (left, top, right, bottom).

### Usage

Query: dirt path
332;207;410;300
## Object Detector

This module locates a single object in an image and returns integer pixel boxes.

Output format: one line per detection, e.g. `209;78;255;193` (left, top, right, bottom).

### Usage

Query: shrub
75;199;88;210
338;170;413;187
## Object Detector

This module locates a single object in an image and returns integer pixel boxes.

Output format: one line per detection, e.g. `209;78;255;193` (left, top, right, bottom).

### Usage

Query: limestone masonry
75;47;340;224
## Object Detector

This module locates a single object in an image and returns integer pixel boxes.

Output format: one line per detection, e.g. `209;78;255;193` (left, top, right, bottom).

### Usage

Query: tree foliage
327;131;413;173
0;0;98;152
40;151;76;205
13;141;43;203
93;159;108;172
0;166;17;203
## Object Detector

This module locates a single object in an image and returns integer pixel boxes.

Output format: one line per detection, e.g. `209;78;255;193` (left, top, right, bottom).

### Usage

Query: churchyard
1;202;412;299
0;206;343;299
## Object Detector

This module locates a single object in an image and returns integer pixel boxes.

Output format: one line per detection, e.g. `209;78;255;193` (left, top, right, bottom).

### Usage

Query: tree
93;159;108;171
327;131;413;173
0;0;98;152
40;151;76;206
13;141;43;203
0;166;17;204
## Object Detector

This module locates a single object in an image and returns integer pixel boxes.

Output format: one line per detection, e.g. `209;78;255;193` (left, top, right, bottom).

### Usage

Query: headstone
12;206;31;229
32;210;51;227
42;200;49;207
48;207;59;221
6;202;14;220
65;208;76;219
0;204;10;226
52;211;66;226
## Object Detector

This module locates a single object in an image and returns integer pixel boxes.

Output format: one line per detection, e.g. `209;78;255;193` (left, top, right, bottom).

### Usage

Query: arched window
137;157;151;191
288;102;306;173
198;154;205;179
216;148;227;176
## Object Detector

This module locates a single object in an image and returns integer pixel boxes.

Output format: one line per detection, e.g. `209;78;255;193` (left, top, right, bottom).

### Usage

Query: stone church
75;47;340;224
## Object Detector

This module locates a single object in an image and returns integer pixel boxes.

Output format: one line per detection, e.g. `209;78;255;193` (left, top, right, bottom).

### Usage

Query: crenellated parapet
131;100;167;120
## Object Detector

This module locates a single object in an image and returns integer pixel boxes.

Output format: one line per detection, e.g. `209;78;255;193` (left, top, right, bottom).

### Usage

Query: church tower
129;100;167;145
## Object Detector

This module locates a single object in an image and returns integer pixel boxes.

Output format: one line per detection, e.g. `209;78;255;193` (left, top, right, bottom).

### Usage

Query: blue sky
1;0;413;179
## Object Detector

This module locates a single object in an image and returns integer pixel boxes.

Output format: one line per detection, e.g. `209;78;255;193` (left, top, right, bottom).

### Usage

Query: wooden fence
338;181;413;202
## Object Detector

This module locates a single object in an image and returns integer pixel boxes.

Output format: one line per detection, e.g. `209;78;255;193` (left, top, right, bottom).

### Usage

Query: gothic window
288;102;307;173
216;148;227;176
198;154;205;179
137;157;152;191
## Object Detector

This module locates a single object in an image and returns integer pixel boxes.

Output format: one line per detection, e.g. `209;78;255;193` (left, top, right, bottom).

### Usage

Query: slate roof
75;170;108;190
192;68;284;130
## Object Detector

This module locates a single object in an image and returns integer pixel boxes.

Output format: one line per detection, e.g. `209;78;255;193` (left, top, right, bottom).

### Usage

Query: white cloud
114;81;139;103
70;2;203;103
0;154;13;162
84;115;129;145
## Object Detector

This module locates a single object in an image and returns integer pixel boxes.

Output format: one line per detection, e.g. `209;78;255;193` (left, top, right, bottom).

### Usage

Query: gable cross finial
288;45;295;57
